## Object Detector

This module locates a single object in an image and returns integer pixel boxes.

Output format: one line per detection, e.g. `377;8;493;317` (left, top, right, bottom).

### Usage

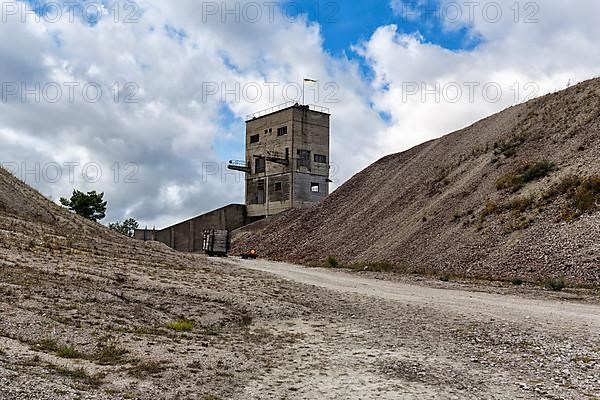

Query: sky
1;0;599;228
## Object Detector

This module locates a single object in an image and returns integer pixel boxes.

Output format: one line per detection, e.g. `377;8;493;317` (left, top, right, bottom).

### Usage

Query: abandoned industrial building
134;102;331;252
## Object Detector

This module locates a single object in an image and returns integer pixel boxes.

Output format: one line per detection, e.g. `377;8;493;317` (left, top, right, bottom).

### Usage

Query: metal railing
228;160;248;167
246;102;331;120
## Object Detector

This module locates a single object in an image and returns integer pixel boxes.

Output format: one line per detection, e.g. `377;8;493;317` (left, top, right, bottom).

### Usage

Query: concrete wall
133;204;247;252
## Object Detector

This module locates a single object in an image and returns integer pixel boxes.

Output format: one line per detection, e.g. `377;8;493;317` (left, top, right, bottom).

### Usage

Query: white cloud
359;0;600;153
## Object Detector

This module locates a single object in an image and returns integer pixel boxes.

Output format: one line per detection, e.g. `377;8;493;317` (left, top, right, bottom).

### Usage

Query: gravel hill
234;78;600;285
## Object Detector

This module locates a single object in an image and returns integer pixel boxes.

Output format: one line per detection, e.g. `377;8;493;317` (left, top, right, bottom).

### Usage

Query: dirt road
227;258;600;332
221;257;600;400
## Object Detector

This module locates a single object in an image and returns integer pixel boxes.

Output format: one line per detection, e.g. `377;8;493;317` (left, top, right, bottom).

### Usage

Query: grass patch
166;320;195;332
37;338;60;352
95;343;128;365
481;196;535;221
37;339;85;359
496;161;556;191
57;344;84;359
544;277;567;291
324;256;339;268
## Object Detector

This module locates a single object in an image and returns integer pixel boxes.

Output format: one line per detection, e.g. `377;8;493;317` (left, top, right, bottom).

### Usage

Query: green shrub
520;161;556;182
496;161;555;192
550;175;600;219
325;256;339;268
480;200;499;220
57;344;84;359
557;175;582;194
166;320;195;332
493;135;526;158
505;196;534;213
544;277;567;291
511;277;524;286
572;177;600;212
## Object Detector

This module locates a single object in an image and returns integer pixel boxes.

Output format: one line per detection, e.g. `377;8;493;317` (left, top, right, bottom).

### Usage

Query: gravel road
228;258;600;332
221;257;600;400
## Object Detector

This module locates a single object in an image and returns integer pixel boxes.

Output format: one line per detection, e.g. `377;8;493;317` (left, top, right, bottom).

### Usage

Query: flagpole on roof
302;78;318;106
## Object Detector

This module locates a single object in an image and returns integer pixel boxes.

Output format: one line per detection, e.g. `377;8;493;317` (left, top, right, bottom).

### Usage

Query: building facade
229;103;331;219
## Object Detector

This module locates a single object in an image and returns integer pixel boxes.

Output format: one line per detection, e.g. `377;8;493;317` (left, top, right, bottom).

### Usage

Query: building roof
246;102;330;122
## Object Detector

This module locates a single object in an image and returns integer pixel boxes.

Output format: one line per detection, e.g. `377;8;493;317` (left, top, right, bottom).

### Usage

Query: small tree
109;218;139;237
60;190;107;222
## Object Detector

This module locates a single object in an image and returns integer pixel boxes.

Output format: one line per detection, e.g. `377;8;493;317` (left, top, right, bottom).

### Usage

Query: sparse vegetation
363;261;396;272
496;161;556;192
544;277;567;291
57;344;84;359
505;196;535;214
481;195;535;222
37;339;85;359
52;366;103;387
546;175;600;220
571;354;595;363
166;319;195;332
511;277;524;286
238;310;253;327
493;135;527;158
325;256;339;268
95;343;128;365
128;360;165;378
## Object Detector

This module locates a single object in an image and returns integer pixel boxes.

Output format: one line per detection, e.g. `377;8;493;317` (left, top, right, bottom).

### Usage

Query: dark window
250;134;260;144
255;157;265;174
274;182;282;192
264;129;268;134
314;154;327;164
297;149;311;168
285;148;289;160
257;179;265;204
269;128;273;133
277;126;288;136
311;182;320;193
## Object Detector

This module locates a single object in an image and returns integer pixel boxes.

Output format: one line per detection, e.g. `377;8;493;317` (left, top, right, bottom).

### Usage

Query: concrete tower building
229;102;331;220
134;102;331;251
